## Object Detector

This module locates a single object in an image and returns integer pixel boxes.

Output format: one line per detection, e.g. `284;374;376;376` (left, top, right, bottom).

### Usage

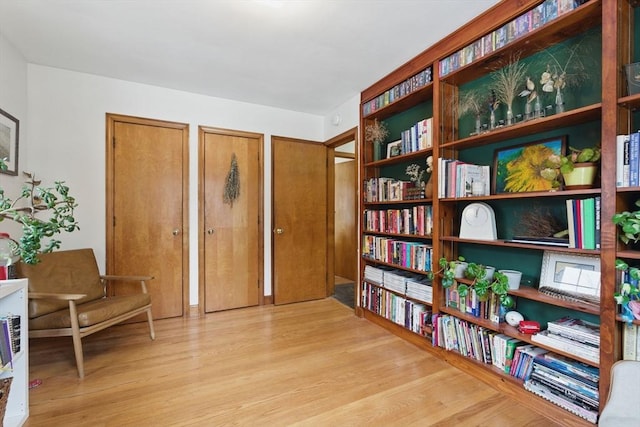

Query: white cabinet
0;279;28;427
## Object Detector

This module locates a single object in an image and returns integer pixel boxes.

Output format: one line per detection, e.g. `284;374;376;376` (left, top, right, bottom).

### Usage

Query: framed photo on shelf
538;250;601;303
493;136;566;194
386;140;402;158
0;108;19;176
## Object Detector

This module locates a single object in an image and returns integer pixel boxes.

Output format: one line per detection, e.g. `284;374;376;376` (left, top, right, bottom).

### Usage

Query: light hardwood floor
26;298;562;426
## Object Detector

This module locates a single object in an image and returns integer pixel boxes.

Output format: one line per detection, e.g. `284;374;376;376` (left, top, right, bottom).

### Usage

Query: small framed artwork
0;108;19;176
493;136;566;193
386;140;402;158
539;250;601;303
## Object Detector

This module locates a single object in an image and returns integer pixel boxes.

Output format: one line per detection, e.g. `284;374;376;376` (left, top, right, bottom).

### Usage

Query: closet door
200;127;262;312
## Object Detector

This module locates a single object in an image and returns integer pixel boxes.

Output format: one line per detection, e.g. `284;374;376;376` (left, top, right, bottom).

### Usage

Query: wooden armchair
16;248;155;378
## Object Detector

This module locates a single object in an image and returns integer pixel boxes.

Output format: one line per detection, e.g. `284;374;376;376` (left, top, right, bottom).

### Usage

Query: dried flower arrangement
223;153;240;207
364;119;389;145
490;53;528;125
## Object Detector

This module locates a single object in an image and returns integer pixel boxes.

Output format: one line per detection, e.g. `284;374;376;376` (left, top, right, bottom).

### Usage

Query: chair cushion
29;293;151;330
598;360;640;427
17;248;105;318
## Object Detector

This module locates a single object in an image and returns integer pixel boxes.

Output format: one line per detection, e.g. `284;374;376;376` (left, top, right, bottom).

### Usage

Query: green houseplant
433;257;514;309
560;145;601;189
0;159;79;264
613;200;640;321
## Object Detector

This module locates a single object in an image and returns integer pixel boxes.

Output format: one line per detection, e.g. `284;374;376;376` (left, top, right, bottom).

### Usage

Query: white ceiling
0;0;499;116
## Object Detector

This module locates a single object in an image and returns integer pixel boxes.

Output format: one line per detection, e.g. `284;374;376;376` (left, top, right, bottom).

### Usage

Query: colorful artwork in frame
493;136;566;194
0;108;19;176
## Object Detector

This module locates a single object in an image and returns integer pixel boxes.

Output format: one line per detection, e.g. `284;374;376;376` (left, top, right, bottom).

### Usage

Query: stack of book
524;352;600;424
405;275;432;304
361;67;432;116
531;317;600;364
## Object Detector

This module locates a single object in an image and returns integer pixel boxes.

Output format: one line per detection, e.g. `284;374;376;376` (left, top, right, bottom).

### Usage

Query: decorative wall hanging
223;153;240;207
0;108;19;176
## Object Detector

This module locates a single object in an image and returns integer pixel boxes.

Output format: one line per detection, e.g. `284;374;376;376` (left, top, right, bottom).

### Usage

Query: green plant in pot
560;145;600;190
0;159;79;265
433;258;514;309
613;200;640;321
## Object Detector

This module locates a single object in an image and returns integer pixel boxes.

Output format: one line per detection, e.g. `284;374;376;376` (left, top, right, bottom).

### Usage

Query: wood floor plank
26;299;563;426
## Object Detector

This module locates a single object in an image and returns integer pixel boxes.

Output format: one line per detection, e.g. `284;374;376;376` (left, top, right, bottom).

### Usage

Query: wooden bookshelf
359;1;623;424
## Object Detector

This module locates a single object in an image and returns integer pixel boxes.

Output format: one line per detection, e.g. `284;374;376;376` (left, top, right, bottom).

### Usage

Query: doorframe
324;127;358;298
197;126;265;316
105;113;190;316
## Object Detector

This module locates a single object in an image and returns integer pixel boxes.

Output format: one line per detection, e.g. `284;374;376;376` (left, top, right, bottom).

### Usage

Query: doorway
325;128;358;309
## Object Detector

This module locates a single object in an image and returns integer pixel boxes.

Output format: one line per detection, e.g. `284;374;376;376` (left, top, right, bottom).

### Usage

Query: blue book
631;131;640;187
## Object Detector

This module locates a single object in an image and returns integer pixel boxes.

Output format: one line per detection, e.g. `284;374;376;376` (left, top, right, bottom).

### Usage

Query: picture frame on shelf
538;250;601;304
0;108;19;176
387;140;402;158
493;136;566;194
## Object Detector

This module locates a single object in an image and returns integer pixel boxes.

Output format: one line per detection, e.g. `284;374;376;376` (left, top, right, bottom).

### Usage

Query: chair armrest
29;292;87;301
100;275;154;282
100;275;153;294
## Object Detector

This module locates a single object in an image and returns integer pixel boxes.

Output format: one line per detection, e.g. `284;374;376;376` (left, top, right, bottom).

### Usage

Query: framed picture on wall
0;108;19;176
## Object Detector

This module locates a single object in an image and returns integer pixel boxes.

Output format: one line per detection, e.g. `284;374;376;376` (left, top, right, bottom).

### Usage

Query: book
566;199;576;249
623;323;639;360
525;379;598;424
582;198;595;250
617;134;630;187
506;236;570;247
594;196;601;250
534;352;600;387
531;330;599;363
630;131;639;187
547;317;600;346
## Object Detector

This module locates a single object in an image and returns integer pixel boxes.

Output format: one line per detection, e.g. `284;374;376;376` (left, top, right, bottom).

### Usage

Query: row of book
433;313;599;423
616;132;640;188
445;285;503;324
361;67;432;117
361;282;432;337
363;265;433;303
362;235;432;272
363;205;433;237
565;197;601;250
363;177;424;203
531;317;600;364
437;158;490;199
0;314;20;367
439;0;587;77
397;117;433;155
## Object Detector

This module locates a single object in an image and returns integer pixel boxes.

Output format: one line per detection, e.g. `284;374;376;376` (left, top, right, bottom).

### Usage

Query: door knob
207;228;215;235
172;229;180;236
275;228;284;234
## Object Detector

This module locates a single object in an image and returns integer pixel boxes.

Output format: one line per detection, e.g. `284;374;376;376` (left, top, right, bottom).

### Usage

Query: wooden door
272;136;328;305
106;114;189;320
334;159;357;281
199;127;262;313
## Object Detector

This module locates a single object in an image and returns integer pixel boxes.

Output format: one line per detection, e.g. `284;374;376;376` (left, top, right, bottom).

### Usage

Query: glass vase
490;110;496;130
474;114;481;135
506;106;513;126
524;101;532;121
555;87;565;114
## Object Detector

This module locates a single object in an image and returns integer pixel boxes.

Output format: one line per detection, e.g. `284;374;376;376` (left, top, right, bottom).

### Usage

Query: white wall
323;94;360;140
0;33;28;239
26;64;332;304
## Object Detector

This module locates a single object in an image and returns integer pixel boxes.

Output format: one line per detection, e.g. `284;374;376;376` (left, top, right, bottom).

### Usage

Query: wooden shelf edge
440;236;600;255
439;187;601;202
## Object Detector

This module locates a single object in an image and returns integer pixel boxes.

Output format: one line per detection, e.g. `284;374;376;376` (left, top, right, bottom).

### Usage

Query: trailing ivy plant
613;199;640;245
614;258;640;322
0;159;79;264
433;257;514;308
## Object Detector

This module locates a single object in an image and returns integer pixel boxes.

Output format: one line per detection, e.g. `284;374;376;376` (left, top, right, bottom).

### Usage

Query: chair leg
69;301;85;378
146;308;155;340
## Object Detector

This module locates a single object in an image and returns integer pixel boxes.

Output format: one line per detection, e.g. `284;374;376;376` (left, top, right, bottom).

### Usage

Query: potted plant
433;258;514;309
614;259;640;322
0;159;79;264
613;199;640;246
560;145;601;189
